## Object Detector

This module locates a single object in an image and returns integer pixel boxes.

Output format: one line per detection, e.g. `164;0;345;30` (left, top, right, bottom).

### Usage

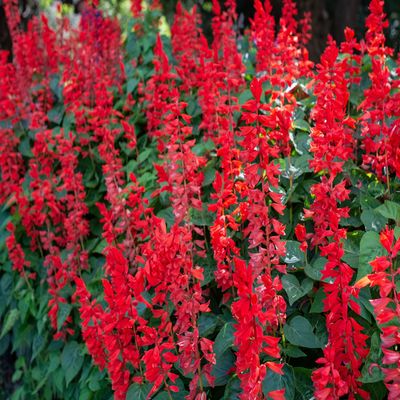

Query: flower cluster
307;40;369;399
367;228;400;400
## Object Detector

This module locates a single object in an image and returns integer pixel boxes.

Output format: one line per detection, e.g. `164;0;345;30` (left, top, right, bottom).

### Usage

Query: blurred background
1;0;400;61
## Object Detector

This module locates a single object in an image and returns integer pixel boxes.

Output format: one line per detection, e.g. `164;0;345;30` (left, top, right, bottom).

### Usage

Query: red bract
171;2;206;92
359;0;399;182
148;36;215;399
367;227;400;400
308;40;369;399
251;0;275;74
229;77;287;399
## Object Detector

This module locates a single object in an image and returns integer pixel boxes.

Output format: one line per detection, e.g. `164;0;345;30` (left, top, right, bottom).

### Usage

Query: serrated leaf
262;365;295;400
18;138;33;157
283;345;306;358
138;148;153;164
127;78;139;93
357;231;385;280
293;367;314;399
361;209;387;232
57;302;72;331
283;241;305;266
126;383;151;400
214;323;235;358
376;201;400;222
360;332;384;383
212;349;235;386
1;309;19;339
157;207;175;228
293;119;310;132
223;377;241;399
310;288;325;314
342;233;362;269
304;257;326;281
283;316;324;348
198;313;219;337
61;341;84;386
282;275;313;306
190;205;214;226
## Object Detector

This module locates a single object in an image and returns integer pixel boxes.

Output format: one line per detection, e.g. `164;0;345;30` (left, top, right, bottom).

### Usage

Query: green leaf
360;332;384;383
126;383;151;400
157;207;175;228
31;333;46;362
203;163;216;186
48;104;65;124
310;288;325;314
61;341;84;386
138;172;156;188
137;148;153;164
360;193;381;210
376;200;400;222
238;89;253;105
281;275;313;305
18;138;33;157
283;316;324;348
291;132;310;155
342;232;363;269
357;231;385;280
362;382;387;400
212;349;235;386
57;302;72;331
223;377;241;399
214;323;235;358
262;365;295;400
127;78;139;93
93;239;107;254
304;257;326;281
283;345;306;358
190;205;215;226
1;309;19;339
293;119;310;132
198;313;219;337
361;209;387;232
283;241;305;266
293;368;314;399
192;139;215;156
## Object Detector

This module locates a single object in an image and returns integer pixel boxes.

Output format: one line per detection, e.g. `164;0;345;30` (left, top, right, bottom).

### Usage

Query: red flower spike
367;227;400;400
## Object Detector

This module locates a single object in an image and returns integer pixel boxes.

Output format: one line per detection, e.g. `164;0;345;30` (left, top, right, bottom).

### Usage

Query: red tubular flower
5;222;32;278
206;9;244;297
308;40;369;399
251;0;275;74
130;0;142;17
211;0;244;90
366;227;400;400
227;77;288;399
148;36;215;399
359;0;397;182
171;2;206;92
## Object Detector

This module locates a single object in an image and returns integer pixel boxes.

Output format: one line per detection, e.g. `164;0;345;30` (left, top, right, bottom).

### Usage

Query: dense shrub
0;0;399;399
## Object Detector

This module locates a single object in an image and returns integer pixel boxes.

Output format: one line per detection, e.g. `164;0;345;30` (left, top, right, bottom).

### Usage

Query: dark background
163;0;400;60
1;0;400;61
